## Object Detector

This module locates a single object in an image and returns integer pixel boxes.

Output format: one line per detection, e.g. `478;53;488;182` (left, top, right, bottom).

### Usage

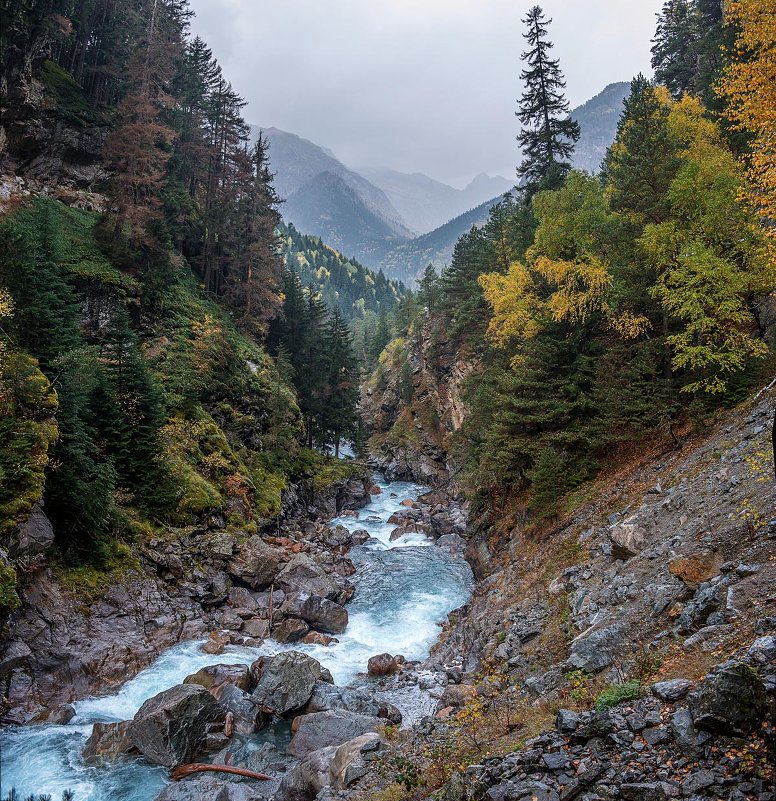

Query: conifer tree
651;0;700;98
418;264;439;312
516;5;580;193
321;308;359;456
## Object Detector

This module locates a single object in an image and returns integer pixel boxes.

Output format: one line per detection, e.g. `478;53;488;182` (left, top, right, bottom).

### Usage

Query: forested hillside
366;0;776;524
280;223;404;322
0;1;363;615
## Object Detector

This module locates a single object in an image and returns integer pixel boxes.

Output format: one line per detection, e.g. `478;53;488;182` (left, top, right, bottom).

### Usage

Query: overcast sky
188;1;663;188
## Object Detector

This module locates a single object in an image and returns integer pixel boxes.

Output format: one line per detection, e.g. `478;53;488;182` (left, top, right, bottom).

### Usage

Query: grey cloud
189;0;663;186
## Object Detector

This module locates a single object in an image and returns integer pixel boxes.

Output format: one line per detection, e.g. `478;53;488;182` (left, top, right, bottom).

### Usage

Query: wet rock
670;707;699;754
216;684;265;735
0;641;32;675
367;652;401;676
283;592;348;634
620;783;679;800
227;535;284;590
567;625;623;672
184;663;251;694
155;776;266;801
651;679;693;702
250;652;333;714
556;709;580;733
304;682;402;724
128;684;226;767
240;617;270;639
227;586;259;611
287;710;383;757
201;631;229;655
273;617;310;643
83;720;136;762
688;660;765;736
681;769;715;794
302;631;338;646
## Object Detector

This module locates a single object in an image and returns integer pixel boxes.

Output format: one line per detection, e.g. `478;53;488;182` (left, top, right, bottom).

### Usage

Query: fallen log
170;763;273;782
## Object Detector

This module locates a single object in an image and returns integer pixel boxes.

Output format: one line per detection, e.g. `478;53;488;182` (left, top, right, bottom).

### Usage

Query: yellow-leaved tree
718;0;776;234
640;94;772;393
0;287;12;377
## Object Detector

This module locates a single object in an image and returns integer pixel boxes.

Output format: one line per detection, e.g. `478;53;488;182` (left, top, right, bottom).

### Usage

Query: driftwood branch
170;763;273;782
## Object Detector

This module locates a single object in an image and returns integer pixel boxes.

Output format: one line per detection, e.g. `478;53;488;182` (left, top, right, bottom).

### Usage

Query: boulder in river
83;720;136;763
367;652;402;676
277;745;338;801
273;617;310;642
283;592;349;634
250;651;333;714
286;709;383;757
127;683;226;767
184;663;251;694
330;732;382;790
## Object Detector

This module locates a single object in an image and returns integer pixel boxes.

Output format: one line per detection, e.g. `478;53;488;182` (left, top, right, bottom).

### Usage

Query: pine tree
651;0;699;98
321;308;359;456
224;134;283;333
418;264;439;312
516;5;580;193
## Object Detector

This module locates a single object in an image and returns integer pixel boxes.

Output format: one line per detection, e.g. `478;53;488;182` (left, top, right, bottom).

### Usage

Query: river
0;476;473;800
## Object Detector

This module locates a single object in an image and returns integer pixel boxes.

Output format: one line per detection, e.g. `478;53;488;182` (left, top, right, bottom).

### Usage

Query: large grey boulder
11;504;55;558
304;681;402;724
283;593;349;634
608;519;647;560
276;745;338;801
276;554;341;601
184;663;251;694
329;732;381;790
155;776;266;801
567;625;623;673
287;710;382;758
83;721;136;763
217;684;266;735
128;684;226;767
688;660;765;736
227;535;284;590
250;652;333;714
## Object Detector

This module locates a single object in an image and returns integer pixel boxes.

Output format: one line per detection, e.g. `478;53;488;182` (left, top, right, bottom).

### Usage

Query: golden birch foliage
718;0;776;234
478;262;542;348
641;93;772;393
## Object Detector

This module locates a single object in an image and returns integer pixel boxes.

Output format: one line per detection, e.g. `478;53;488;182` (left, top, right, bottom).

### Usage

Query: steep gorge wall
361;314;476;487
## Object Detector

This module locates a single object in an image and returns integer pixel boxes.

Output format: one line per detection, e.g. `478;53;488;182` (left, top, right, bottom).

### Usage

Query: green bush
594;680;642;711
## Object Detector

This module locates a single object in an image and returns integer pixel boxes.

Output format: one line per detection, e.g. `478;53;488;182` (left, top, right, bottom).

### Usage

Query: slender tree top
516;5;579;193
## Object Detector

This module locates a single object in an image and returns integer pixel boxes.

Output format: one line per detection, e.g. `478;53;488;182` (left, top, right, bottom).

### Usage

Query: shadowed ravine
0;476;472;800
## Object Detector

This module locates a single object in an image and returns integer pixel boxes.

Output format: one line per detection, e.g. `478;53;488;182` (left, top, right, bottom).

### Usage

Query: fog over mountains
254;81;629;283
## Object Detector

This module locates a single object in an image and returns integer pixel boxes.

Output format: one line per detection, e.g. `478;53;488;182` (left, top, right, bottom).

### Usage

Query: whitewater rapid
0;476;472;800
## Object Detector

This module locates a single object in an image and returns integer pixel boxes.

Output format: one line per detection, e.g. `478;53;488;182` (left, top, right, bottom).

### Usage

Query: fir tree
321;308;359;456
516;5;580;193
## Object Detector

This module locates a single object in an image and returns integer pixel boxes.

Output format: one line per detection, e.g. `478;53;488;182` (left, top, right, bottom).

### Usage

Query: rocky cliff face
361;314;477;486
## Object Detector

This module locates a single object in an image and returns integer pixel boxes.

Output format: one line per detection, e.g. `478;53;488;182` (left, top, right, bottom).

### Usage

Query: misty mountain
570;81;630;174
282;171;411;267
378;193;511;285
251;126;415;263
361;168;513;235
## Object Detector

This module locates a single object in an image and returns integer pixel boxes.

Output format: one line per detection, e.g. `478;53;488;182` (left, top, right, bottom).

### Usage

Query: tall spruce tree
516;5;580;193
321;308;359;457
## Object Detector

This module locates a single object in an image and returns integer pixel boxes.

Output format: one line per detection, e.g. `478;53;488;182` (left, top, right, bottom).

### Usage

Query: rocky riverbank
0;472;375;725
